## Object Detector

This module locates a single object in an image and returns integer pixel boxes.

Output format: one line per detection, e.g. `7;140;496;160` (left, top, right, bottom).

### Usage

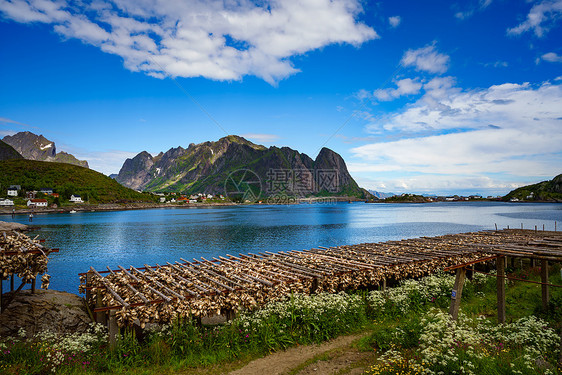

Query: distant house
0;199;14;206
189;199;197;203
177;197;188;202
27;199;48;207
159;197;166;203
9;185;21;191
7;188;18;197
70;195;83;203
40;188;54;195
170;198;176;203
51;193;60;198
26;191;36;199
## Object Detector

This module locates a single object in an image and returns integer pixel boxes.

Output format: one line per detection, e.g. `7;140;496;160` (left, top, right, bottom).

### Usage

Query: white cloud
240;133;280;144
507;0;562;37
388;16;401;28
400;43;450;74
354;174;521;195
0;116;32;127
72;149;139;175
454;0;493;20
351;80;562;187
0;0;377;84
541;52;562;62
372;78;422;101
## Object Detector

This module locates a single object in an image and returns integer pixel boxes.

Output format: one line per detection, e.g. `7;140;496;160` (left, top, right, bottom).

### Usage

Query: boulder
0;289;92;338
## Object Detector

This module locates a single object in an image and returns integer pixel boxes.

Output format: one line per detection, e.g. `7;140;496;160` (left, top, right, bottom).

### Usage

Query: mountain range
2;131;88;168
116;135;369;198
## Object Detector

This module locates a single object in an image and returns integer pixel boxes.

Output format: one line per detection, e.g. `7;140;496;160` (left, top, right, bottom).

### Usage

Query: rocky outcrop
116;135;367;198
2;131;89;168
0;221;28;231
0;140;23;161
0;290;91;338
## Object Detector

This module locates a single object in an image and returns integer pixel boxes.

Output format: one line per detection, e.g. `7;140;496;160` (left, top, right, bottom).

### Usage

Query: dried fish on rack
0;230;56;288
80;229;559;327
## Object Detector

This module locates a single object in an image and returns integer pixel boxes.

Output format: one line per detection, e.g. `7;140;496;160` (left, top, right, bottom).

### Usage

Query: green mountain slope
503;174;562;202
0;160;157;204
0;140;23;160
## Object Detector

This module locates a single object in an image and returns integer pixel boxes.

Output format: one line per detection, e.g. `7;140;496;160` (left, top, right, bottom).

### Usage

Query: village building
70;195;83;203
40;188;54;195
159;197;166;203
27;199;48;207
7;188;18;197
0;199;14;206
26;191;36;199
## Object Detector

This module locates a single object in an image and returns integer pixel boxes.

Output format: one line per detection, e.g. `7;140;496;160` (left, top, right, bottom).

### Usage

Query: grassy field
1;263;561;374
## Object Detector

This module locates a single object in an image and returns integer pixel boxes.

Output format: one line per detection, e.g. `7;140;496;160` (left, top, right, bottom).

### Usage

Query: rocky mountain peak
115;135;367;198
2;131;89;168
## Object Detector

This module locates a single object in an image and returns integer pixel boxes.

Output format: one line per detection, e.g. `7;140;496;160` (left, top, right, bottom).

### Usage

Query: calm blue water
2;202;561;294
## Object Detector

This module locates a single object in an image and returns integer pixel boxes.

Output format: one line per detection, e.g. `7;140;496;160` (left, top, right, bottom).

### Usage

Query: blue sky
1;0;561;196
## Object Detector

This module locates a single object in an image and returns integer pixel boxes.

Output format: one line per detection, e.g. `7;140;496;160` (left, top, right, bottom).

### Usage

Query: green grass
1;266;561;374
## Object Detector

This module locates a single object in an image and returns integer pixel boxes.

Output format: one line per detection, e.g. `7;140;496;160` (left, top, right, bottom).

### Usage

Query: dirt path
228;332;374;375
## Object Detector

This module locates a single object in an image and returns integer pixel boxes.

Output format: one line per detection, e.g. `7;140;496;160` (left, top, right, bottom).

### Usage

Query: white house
0;199;14;206
27;199;48;207
7;188;18;197
159;197;166;203
70;195;83;203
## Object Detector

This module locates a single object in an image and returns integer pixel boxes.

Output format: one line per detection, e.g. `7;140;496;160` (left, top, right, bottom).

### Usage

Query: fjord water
4;201;561;294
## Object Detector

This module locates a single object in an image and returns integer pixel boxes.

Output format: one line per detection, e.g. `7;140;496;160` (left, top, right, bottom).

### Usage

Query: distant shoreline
0;196;368;216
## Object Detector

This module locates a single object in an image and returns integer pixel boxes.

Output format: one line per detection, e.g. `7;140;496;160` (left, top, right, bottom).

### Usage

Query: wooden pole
10;275;14;292
449;267;466;321
382;278;387;291
31;277;36;294
497;257;506;324
108;310;118;348
95;292;107;325
85;271;92;303
541;260;550;310
0;278;3;313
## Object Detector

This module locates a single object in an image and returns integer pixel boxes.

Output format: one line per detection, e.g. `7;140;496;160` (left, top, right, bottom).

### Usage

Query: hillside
116;135;369;199
0;160;156;204
2;131;89;168
504;174;562;202
0;140;23;160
